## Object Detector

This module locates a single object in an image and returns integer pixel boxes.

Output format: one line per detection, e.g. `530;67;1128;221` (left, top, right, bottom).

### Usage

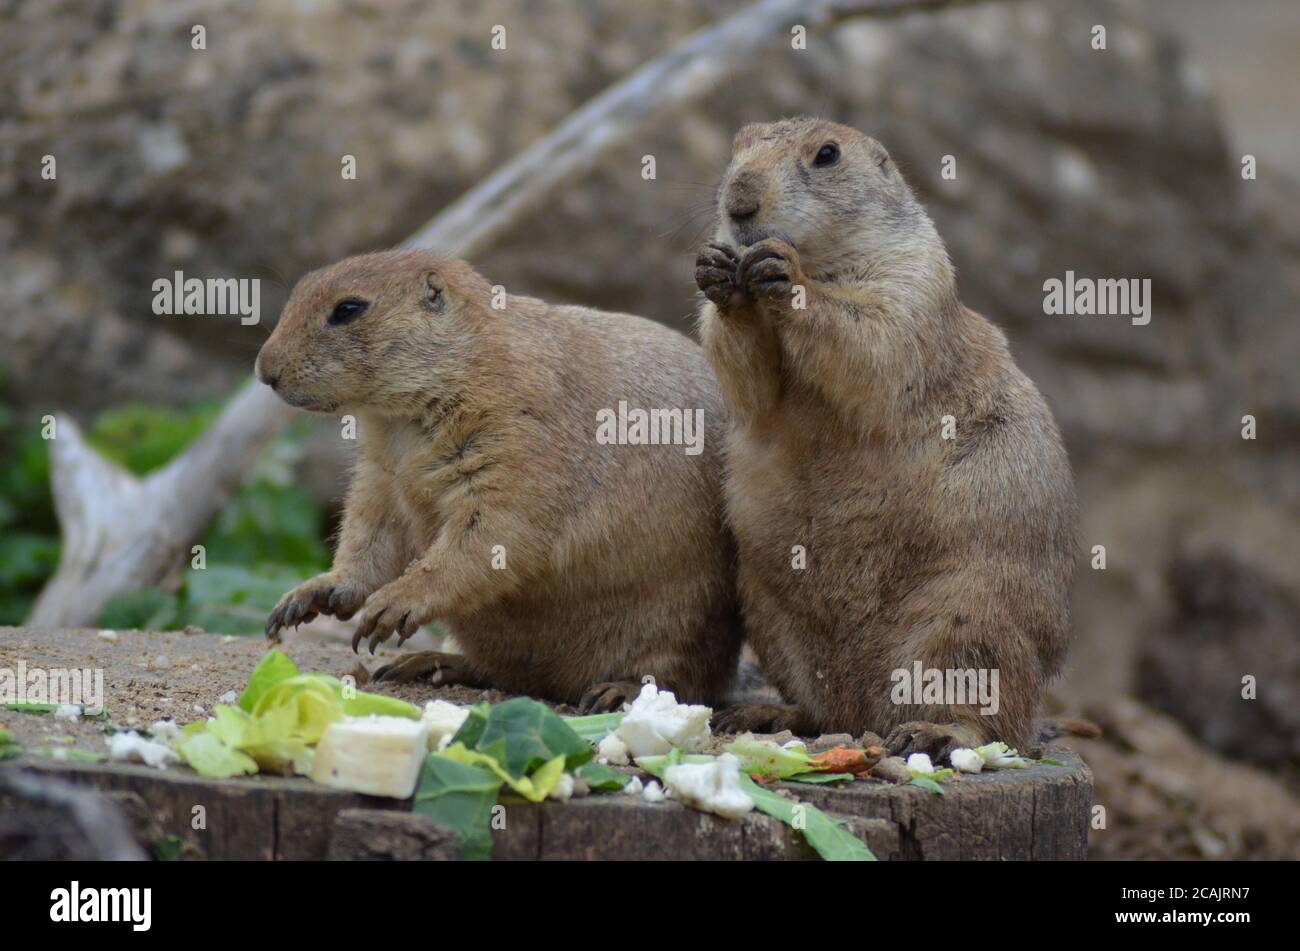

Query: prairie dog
695;118;1077;755
256;250;742;710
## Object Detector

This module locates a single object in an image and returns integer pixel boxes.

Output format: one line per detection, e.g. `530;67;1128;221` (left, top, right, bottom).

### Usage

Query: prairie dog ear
424;270;447;310
733;123;765;153
865;138;893;172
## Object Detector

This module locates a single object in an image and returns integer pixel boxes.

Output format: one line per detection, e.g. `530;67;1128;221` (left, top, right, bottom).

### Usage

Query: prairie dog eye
328;299;368;325
813;142;840;167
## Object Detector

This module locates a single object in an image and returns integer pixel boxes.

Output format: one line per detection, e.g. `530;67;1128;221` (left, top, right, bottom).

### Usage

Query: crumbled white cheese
949;748;984;773
622;775;644;795
420;700;470;751
642;780;666;803
108;731;179;769
96;629;118;641
612;683;712;759
597;732;630;765
217;690;238;704
149;719;181;743
548;772;575;802
662;753;754;819
54;704;82;722
906;752;935;775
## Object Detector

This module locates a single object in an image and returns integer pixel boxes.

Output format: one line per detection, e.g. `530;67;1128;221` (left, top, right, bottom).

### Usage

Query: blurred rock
1069;696;1300;860
1139;546;1300;768
3;0;1298;755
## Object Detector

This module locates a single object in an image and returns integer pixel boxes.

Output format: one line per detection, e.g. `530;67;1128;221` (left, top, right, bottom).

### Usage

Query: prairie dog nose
725;170;763;220
255;350;279;389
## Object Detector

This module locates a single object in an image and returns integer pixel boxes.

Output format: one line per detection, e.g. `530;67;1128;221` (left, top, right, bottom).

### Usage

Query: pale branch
27;0;1002;628
407;0;998;258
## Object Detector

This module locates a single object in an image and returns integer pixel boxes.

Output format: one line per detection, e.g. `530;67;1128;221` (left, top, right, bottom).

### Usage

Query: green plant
0;397;333;633
0;406;59;624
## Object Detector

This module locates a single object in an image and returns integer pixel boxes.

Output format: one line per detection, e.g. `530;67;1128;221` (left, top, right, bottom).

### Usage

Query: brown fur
256;251;742;707
695;119;1077;751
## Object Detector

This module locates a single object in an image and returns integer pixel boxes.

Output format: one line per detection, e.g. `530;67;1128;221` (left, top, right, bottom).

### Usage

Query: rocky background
2;0;1297;857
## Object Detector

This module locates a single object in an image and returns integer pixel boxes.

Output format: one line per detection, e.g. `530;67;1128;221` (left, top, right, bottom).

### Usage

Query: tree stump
0;626;1092;860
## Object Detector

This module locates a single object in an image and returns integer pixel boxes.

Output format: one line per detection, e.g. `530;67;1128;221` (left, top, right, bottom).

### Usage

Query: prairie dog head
256;251;493;415
717;117;945;281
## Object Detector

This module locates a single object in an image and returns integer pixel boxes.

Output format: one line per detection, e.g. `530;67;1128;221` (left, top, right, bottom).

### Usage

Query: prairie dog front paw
695;241;742;308
266;573;367;641
738;237;804;308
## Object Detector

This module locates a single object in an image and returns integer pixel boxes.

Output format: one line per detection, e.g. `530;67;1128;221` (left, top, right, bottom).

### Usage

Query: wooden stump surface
0;626;1092;860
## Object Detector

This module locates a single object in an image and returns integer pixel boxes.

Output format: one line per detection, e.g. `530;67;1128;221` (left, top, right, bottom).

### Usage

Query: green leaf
175;728;259;778
575;760;631;791
725;732;817;781
789;772;855;784
740;773;876;861
153;835;184;861
464;697;593;779
908;776;946;796
561;711;624;745
412;753;503;861
333;681;421;719
2;702;57;713
440;744;567;802
451;701;492;749
176;651;418;779
1038;757;1066;766
238;649;301;711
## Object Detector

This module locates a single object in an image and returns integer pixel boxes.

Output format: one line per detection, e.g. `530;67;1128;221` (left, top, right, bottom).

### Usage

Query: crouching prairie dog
256;250;742;710
695;118;1077;755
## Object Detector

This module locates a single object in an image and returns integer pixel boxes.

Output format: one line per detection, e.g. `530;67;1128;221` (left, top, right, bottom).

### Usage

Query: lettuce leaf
178;649;418;778
440;743;567;802
412;754;502;861
724;732;817;780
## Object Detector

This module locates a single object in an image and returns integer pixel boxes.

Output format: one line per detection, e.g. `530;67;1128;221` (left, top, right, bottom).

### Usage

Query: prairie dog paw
372;650;481;687
695;241;740;307
711;702;808;736
577;679;643;714
350;580;436;655
265;573;366;641
883;721;984;764
739;238;803;305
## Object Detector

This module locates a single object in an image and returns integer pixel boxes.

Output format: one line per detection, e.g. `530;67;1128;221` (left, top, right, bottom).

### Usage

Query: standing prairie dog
256;250;742;710
695;118;1077;755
